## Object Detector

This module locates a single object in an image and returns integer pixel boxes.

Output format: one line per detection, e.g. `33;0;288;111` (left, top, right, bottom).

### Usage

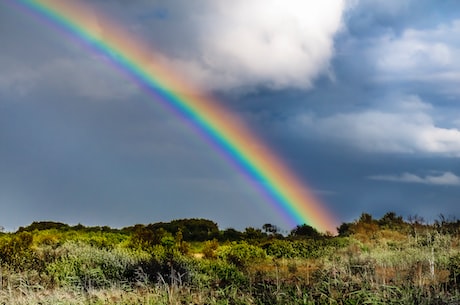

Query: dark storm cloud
1;0;460;232
218;0;460;224
85;0;346;91
346;0;460;35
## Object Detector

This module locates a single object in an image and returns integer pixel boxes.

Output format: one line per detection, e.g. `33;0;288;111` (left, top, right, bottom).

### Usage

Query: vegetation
0;214;459;304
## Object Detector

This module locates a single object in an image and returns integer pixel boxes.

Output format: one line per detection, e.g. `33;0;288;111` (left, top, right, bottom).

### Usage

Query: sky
1;0;460;232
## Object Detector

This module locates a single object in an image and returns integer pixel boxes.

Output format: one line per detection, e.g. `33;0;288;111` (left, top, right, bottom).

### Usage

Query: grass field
0;214;458;304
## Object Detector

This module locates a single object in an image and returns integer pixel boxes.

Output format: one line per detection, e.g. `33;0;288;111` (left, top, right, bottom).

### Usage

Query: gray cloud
370;20;460;95
294;95;460;156
1;0;460;231
347;0;411;17
3;1;347;96
92;0;346;91
369;171;460;186
0;55;136;100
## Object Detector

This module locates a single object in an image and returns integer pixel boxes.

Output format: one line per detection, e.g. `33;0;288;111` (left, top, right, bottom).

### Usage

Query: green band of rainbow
12;0;338;233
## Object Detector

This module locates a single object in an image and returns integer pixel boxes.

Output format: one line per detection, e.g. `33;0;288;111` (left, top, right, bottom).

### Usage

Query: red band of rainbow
11;0;338;233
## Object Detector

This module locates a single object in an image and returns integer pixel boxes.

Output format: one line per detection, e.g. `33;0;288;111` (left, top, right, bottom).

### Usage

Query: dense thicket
0;212;459;304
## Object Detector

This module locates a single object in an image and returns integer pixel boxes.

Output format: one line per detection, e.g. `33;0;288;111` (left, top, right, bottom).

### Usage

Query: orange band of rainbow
11;0;338;233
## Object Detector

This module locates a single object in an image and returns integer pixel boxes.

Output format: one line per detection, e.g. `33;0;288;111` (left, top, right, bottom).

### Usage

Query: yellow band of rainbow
12;0;338;233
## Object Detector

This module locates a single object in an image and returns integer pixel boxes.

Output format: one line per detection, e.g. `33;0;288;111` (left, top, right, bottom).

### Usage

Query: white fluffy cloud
369;172;460;186
296;95;460;156
144;0;346;91
371;20;460;94
2;1;346;97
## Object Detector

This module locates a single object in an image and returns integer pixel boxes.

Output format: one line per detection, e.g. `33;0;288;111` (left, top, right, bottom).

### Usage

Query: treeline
15;218;326;242
15;211;460;242
338;212;460;238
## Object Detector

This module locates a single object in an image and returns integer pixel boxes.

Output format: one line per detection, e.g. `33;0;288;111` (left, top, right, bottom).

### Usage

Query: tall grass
0;223;459;304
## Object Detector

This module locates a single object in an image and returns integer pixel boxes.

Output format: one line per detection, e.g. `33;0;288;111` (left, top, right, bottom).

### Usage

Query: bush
449;252;460;286
46;241;140;289
192;259;247;288
263;240;296;258
202;239;219;259
218;242;266;268
0;232;37;271
263;239;341;259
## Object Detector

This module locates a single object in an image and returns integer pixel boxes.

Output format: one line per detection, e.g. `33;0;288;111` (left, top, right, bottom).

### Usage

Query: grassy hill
0;213;459;304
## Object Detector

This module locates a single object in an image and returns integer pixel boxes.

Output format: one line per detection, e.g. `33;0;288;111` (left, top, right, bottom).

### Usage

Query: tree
220;228;243;241
337;222;352;237
243;227;266;240
17;221;69;232
148;218;219;241
379;212;404;230
289;224;321;239
358;213;374;224
352;213;379;239
262;223;279;235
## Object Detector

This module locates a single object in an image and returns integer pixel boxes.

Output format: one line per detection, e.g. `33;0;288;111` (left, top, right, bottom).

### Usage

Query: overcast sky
1;0;460;232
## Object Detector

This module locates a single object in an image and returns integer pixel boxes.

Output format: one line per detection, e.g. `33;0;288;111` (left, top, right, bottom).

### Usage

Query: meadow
0;213;459;304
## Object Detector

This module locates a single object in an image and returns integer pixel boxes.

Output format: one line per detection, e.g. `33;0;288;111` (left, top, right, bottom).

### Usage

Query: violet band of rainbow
12;0;338;233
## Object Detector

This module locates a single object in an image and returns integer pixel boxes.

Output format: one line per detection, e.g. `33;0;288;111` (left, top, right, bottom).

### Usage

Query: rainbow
11;0;338;233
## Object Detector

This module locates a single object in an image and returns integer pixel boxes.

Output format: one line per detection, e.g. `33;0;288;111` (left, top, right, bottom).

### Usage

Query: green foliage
0;214;459;304
202;239;219;259
262;223;279;234
129;225;163;248
243;227;267;241
449;252;460;286
379;211;406;230
290;224;322;239
142;218;219;242
263;239;296;258
219;228;243;241
263;238;346;259
47;241;141;289
192;259;247;288
0;232;37;270
218;242;266;268
18;221;70;232
175;230;190;255
171;219;219;241
337;222;353;236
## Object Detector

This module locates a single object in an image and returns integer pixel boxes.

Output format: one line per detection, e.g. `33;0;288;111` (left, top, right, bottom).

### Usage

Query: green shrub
263;240;296;258
202;239;219;259
263;239;339;259
192;258;247;288
218;242;266;268
449;252;460;286
0;232;37;271
46;241;140;289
